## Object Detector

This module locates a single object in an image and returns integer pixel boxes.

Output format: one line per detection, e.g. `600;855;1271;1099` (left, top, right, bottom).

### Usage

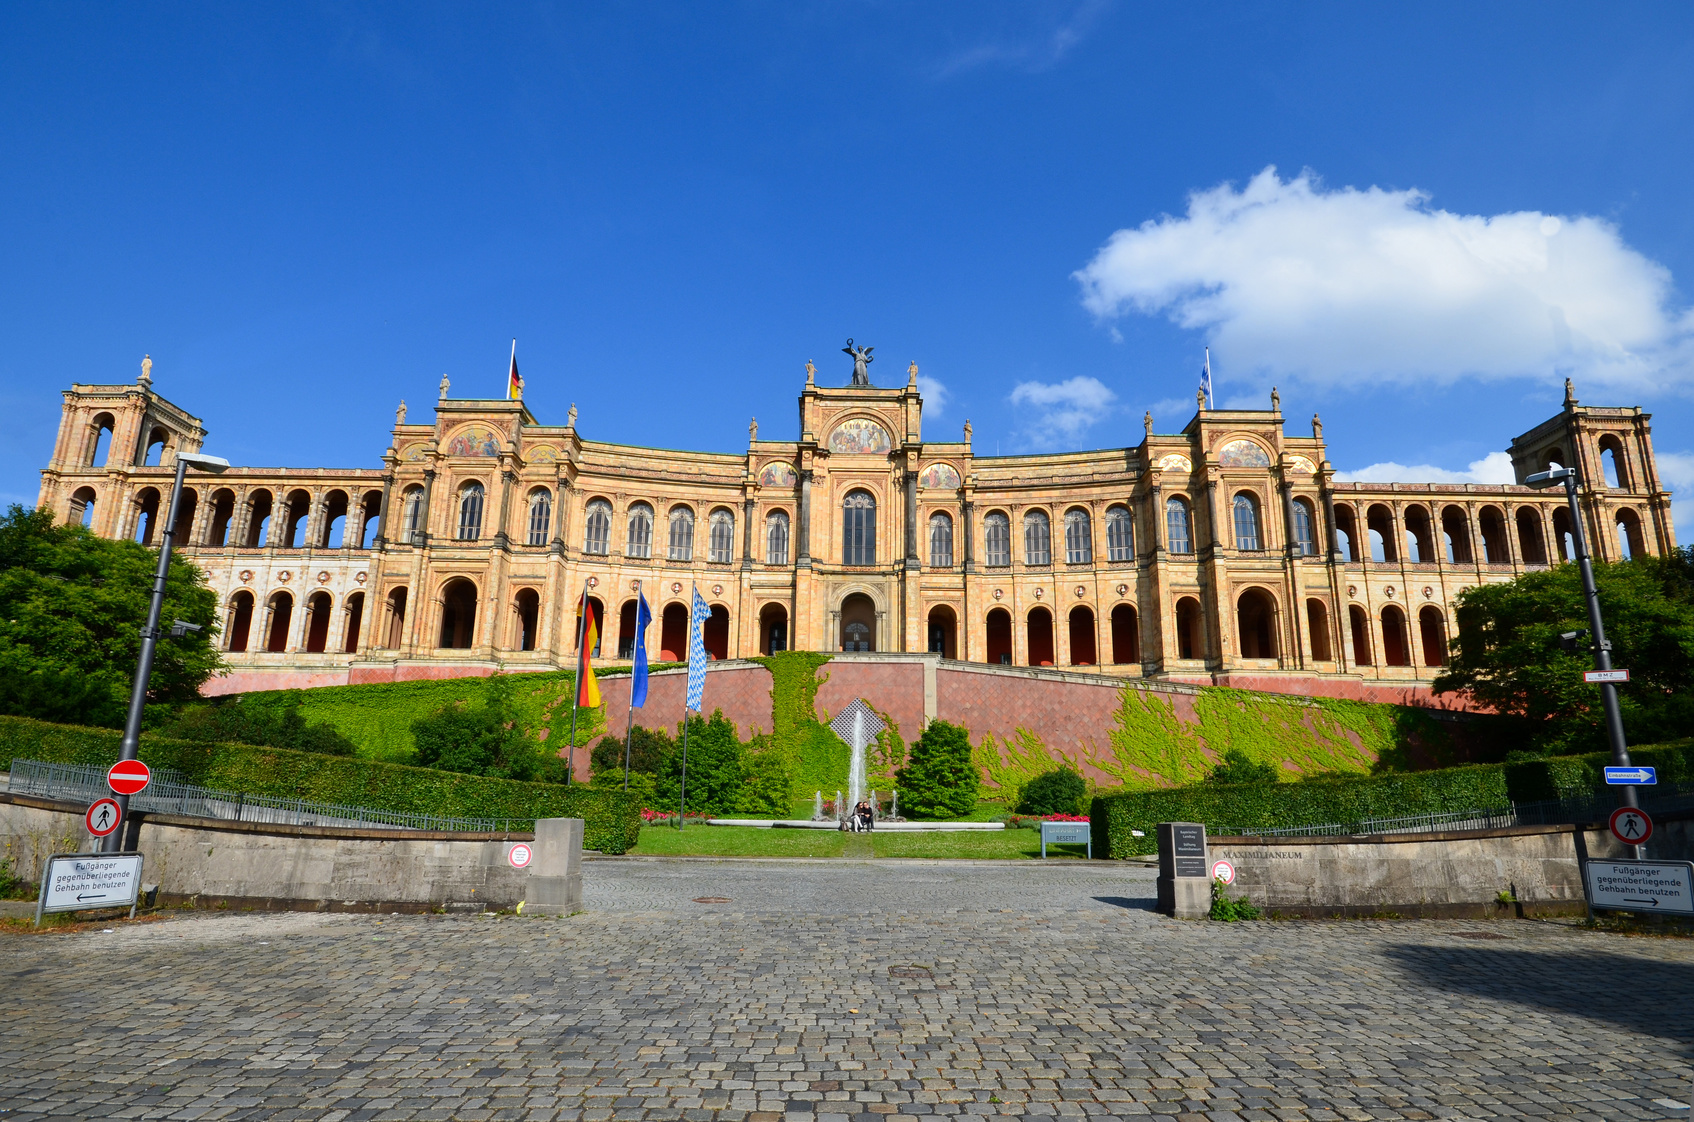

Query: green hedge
1089;736;1694;859
0;715;642;853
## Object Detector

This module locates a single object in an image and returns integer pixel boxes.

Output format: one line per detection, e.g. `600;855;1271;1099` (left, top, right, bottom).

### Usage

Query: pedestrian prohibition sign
1609;806;1654;846
1210;859;1236;885
106;759;151;796
507;843;533;868
85;798;121;838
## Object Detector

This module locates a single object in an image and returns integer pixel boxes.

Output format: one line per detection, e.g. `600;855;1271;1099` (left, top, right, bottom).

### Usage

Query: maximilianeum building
36;354;1677;703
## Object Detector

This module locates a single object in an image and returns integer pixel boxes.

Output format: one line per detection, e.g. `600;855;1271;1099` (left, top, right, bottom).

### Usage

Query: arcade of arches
36;359;1676;698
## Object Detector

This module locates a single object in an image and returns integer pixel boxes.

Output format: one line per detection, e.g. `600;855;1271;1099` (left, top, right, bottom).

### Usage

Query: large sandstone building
37;353;1676;703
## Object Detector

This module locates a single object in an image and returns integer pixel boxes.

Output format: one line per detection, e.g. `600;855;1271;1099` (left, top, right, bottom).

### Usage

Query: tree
0;504;220;726
1434;549;1694;755
1205;748;1279;786
410;675;544;780
896;719;979;819
589;725;674;782
653;711;746;816
1017;766;1088;815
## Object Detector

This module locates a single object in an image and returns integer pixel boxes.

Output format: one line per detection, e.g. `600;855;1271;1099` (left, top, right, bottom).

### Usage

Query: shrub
897;719;978;820
1205;748;1279;786
1209;879;1260;921
589;726;675;781
158;693;358;757
1018;767;1088;816
653;712;747;816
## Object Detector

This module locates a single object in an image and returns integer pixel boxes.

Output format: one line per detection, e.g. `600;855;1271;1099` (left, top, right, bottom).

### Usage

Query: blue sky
3;3;1692;539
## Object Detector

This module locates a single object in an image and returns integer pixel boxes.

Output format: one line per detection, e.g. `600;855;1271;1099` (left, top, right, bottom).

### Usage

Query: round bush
1018;767;1087;816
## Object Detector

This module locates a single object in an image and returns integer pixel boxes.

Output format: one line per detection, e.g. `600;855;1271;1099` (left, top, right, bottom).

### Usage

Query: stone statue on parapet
396;400;407;425
749;416;758;443
843;339;874;386
805;358;816;386
439;373;450;400
140;355;152;384
568;403;578;428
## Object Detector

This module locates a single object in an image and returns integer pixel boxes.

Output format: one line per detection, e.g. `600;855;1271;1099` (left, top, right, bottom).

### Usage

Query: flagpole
566;579;590;785
623;580;639;793
678;584;693;832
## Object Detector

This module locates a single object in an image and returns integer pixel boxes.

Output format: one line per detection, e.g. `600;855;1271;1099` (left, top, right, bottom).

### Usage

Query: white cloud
917;374;949;416
933;0;1108;77
1657;451;1694;546
1334;451;1516;485
1074;167;1694;392
1009;375;1116;449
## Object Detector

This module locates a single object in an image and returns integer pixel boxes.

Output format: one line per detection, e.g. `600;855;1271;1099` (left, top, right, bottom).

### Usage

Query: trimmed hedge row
0;715;642;853
1091;736;1694;859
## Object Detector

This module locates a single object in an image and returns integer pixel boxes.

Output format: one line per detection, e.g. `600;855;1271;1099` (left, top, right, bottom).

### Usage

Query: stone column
417;470;436;546
373;476;394;549
960;499;974;572
742;498;755;569
904;470;919;571
796;470;813;568
494;467;515;548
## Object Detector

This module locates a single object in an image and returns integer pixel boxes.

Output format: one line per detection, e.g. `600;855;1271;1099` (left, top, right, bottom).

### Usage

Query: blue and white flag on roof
630;589;653;708
1200;346;1213;408
686;587;710;713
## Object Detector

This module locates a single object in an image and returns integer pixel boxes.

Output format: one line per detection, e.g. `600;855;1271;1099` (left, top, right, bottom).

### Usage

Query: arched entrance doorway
439;579;478;648
840;593;876;651
227;591;254;653
1027;607;1054;666
659;602;687;661
760;603;788;655
703;604;730;660
926;605;957;658
1236;588;1278;659
985;607;1012;664
1174;596;1203;661
1110;603;1138;663
304;591;332;653
1068;605;1096;665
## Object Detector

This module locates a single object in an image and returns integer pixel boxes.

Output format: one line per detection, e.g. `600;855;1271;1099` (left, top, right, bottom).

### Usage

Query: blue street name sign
1604;766;1657;786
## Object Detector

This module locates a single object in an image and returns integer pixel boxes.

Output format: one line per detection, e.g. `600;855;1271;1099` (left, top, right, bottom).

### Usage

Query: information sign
1584;669;1630;684
507;842;533;868
1171;824;1208;878
1210;859;1236;885
1039;821;1092;859
1584;860;1694;915
34;853;144;924
85;798;122;838
106;759;151;796
1609;806;1654;846
1604;767;1657;786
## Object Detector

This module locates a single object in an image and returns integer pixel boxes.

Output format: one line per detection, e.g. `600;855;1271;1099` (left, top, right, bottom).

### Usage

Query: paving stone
1;860;1692;1120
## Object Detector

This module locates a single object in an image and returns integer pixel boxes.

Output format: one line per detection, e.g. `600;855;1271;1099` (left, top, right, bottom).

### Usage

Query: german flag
576;601;601;708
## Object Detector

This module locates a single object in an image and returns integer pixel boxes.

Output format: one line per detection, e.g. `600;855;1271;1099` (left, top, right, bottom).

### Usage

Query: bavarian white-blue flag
686;587;709;712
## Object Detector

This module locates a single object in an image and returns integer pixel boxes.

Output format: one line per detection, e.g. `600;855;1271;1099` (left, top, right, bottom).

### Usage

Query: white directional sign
1584;669;1630;684
37;853;143;918
1585;860;1694;915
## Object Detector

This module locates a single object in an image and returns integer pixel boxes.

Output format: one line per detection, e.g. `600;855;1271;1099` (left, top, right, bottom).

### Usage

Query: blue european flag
686;587;709;713
630;590;653;708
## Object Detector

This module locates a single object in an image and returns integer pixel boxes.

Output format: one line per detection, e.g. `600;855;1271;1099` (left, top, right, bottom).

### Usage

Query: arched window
526;489;552;546
583;499;612;555
1166;497;1192;555
401;486;425;539
842;491;876;566
708;508;735;563
668;506;695;561
1599;437;1628;489
1105;505;1134;562
1292;499;1316;556
766;510;790;565
1024;510;1051;566
984;512;1011;567
626;502;653;558
1064;508;1092;564
1233;493;1261;551
929;511;953;567
456;483;484;540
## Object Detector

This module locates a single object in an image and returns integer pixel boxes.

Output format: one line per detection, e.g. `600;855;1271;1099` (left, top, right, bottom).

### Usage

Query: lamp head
1524;466;1576;490
176;452;230;474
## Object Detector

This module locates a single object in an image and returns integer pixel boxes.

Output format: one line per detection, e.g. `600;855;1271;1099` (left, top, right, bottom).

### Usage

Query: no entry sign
85;798;122;838
1609;806;1654;846
507;843;533;868
106;759;151;796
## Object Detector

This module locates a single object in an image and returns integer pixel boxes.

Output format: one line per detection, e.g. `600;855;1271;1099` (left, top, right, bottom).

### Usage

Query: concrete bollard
525;817;584;915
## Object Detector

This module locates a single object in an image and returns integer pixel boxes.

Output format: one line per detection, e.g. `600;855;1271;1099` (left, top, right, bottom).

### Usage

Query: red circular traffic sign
1609;806;1653;846
1211;859;1236;885
86;798;122;838
507;843;533;868
106;759;151;796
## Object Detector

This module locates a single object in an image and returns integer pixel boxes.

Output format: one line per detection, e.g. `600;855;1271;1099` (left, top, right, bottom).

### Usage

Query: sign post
33;853;145;926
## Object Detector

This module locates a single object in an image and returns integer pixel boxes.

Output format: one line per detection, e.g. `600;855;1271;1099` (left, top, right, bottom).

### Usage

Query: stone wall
0;793;581;914
1206;811;1694;919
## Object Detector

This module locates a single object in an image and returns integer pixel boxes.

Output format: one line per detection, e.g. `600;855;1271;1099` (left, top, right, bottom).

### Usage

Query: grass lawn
625;822;1094;860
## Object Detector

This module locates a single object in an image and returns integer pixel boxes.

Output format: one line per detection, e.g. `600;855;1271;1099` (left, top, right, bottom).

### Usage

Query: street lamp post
103;451;229;853
1523;466;1637;821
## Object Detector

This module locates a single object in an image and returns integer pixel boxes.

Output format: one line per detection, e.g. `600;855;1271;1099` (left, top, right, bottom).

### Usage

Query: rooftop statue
843;338;874;386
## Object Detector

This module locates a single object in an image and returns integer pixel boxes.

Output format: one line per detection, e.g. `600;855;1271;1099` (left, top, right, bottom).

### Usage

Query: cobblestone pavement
4;857;1694;1121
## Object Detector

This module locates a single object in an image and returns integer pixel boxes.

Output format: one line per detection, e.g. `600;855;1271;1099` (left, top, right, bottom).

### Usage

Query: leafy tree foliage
1435;549;1694;755
1017;766;1088;815
1205;748;1280;786
896;719;979;819
410;675;547;780
158;692;358;756
588;711;751;815
0;504;220;726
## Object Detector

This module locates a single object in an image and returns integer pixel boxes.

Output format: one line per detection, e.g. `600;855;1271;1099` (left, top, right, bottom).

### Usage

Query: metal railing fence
9;758;531;833
1220;783;1694;839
